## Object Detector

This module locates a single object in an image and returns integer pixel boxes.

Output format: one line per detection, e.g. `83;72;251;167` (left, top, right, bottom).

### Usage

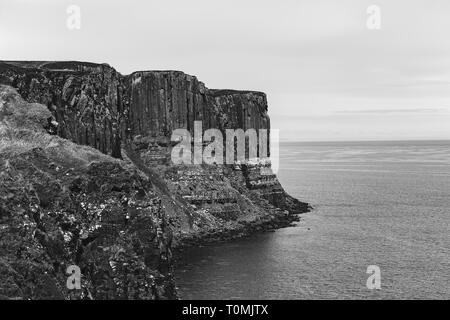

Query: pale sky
1;0;450;141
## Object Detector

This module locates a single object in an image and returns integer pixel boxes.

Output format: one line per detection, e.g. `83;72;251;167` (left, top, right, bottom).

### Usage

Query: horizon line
279;139;450;143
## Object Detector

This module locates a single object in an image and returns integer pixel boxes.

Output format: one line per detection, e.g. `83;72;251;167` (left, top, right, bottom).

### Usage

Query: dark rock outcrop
0;61;293;209
0;62;270;157
0;85;175;299
0;61;126;158
0;61;310;300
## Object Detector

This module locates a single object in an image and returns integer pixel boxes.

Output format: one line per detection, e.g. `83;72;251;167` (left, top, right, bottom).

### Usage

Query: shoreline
172;207;310;300
173;206;310;251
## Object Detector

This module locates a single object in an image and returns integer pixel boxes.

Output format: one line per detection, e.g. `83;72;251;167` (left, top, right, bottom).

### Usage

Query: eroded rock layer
0;61;310;300
0;62;270;157
0;85;175;299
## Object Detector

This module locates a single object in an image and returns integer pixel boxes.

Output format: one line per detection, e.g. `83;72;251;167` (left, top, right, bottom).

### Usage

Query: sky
1;0;450;141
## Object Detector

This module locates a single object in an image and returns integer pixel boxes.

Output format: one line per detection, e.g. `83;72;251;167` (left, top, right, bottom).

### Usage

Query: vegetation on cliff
0;61;310;299
0;85;175;299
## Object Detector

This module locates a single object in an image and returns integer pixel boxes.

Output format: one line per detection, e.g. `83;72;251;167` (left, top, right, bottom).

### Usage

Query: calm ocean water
175;141;450;299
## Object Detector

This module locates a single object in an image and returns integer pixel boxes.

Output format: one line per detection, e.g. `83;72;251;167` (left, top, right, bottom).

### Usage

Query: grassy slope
0;85;176;299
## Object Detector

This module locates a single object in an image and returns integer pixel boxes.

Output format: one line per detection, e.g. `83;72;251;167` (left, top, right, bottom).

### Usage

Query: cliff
0;62;270;156
0;85;175;299
0;61;310;300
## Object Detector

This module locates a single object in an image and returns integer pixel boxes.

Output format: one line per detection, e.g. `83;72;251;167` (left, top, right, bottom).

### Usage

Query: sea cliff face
0;62;270;156
0;61;309;299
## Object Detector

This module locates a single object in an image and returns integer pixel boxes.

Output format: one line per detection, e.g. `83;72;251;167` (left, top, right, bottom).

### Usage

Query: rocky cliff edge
0;61;310;299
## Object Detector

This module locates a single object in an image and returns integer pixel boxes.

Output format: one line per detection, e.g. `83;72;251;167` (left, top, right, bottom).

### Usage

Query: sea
175;140;450;299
